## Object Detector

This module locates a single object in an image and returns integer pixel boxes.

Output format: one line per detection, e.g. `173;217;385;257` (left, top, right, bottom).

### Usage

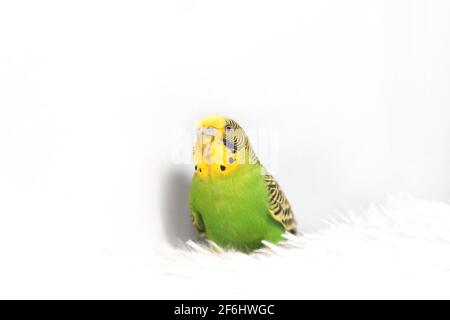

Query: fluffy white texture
160;196;450;299
2;195;450;299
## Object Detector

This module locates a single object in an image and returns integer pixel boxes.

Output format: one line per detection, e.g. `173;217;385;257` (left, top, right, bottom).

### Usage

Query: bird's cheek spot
194;164;206;178
228;157;234;164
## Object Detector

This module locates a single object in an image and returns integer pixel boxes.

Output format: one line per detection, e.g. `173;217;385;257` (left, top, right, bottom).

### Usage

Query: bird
189;115;296;252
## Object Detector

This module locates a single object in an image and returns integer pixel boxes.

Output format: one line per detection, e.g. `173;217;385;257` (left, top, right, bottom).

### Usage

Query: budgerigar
189;115;296;252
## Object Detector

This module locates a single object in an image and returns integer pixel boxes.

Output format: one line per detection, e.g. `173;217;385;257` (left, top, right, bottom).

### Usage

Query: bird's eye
225;125;232;131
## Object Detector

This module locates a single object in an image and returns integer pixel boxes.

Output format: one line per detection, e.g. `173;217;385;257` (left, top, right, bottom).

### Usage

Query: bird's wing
191;210;206;237
263;171;297;233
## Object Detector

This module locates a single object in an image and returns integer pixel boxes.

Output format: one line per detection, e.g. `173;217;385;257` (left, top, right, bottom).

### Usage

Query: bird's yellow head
193;115;258;179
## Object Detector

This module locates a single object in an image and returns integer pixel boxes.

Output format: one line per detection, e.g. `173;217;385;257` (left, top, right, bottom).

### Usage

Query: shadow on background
161;168;201;246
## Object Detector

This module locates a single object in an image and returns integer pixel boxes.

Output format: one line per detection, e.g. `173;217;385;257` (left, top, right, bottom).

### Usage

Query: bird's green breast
189;164;284;252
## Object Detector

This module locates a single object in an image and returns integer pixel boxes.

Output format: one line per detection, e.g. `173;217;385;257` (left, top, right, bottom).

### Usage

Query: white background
0;0;449;298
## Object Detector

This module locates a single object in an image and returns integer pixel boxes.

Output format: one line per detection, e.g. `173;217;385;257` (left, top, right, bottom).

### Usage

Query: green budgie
189;115;297;252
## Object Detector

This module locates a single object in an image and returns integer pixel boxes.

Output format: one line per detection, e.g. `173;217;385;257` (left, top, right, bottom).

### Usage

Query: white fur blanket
161;196;450;299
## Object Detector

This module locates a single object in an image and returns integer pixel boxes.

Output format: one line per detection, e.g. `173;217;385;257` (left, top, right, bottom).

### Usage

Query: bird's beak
198;127;218;137
197;127;219;145
196;127;220;163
